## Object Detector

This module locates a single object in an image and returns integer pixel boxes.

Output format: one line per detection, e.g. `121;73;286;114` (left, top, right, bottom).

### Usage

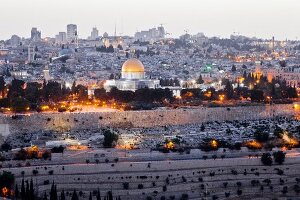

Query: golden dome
121;58;145;73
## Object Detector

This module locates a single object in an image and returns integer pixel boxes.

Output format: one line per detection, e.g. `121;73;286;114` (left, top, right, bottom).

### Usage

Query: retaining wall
0;104;297;136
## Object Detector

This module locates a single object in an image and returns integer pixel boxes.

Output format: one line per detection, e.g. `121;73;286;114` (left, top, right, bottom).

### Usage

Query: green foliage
103;129;119;148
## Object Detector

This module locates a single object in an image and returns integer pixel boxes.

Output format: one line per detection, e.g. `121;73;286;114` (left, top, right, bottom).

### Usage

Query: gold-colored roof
121;58;145;73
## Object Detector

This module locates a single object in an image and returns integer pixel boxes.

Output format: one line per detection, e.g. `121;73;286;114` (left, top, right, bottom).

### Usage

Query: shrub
123;182;129;190
48;170;54;175
237;189;242;196
223;182;228;188
181;194;189;200
32;170;38;175
162;185;167;192
103;129;119;148
261;153;273;166
273;151;286;165
254;130;269;142
225;192;230;197
138;184;143;189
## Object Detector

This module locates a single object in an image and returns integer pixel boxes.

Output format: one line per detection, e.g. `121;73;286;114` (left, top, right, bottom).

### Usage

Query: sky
0;0;300;40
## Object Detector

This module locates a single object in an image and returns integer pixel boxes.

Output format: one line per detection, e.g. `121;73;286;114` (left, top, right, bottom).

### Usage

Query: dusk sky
1;0;299;40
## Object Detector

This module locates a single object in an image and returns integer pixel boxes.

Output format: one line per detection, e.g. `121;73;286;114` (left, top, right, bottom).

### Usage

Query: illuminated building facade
104;58;160;91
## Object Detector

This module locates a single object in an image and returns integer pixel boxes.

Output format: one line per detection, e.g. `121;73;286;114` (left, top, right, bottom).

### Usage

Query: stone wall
0;104;297;136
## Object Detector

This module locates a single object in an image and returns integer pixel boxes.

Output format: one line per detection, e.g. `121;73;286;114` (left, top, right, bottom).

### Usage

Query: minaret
28;43;35;63
43;65;51;82
114;23;117;40
272;36;275;52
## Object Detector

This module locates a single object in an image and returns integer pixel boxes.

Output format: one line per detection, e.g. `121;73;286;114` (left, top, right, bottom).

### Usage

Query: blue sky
0;0;299;40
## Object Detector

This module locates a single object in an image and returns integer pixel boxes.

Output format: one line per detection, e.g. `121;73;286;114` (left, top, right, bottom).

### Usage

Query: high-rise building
90;27;99;40
55;32;67;44
134;26;166;41
31;27;41;41
67;24;77;43
157;25;165;38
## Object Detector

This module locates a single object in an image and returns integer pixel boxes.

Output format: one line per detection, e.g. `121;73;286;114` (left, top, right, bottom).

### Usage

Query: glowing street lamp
219;94;225;101
1;187;9;197
210;140;218;149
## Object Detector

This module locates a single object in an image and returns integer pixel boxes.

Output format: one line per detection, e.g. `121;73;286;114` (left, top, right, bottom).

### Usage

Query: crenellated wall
0;104;297;136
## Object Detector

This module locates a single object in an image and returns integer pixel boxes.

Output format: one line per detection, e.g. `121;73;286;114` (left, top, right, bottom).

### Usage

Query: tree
94;88;108;101
1;143;12;152
196;75;204;84
43;192;48;200
274;126;283;138
231;65;237;72
250;90;264;102
14;149;28;160
74;84;88;101
15;184;19;199
286;86;298;98
71;190;79;200
71;81;76;94
103;129;119;148
261;153;273;166
21;179;25;200
43;81;63;102
96;189;101;200
89;192;93;200
224;80;234;99
8;79;25;100
24;82;42;104
29;179;34;200
0;76;5;97
60;190;65;200
254;130;269;142
273;151;286;165
50;182;57;200
11;97;30;112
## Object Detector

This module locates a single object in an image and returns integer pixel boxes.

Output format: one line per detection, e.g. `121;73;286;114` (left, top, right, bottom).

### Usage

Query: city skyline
1;0;300;40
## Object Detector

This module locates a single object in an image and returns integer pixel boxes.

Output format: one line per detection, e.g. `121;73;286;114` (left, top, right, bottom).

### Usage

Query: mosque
104;58;160;91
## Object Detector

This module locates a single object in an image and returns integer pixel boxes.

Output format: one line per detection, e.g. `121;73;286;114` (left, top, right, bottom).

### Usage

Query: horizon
1;0;300;40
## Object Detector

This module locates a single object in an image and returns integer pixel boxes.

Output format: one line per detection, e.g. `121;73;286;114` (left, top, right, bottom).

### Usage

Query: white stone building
104;58;160;91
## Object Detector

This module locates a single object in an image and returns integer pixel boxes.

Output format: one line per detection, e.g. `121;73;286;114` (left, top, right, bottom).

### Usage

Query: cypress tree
89;192;93;200
71;189;78;200
43;192;48;200
96;189;101;200
25;181;30;200
60;189;65;200
29;179;34;200
21;179;25;200
15;184;19;199
50;182;57;200
107;191;113;200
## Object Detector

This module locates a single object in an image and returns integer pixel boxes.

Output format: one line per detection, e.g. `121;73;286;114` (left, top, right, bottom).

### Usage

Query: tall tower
43;65;51;82
28;44;35;63
272;36;275;52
